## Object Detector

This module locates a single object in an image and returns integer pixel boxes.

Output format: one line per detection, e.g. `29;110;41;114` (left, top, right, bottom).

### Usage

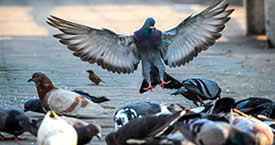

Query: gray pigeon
171;78;221;106
47;0;233;91
0;106;33;140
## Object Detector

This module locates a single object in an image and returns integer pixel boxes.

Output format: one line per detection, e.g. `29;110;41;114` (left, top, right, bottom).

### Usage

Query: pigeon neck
35;77;56;105
143;27;154;37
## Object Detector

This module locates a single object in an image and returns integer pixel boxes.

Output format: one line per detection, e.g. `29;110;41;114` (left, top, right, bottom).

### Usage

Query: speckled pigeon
106;110;187;145
171;78;222;106
47;0;234;91
113;102;175;129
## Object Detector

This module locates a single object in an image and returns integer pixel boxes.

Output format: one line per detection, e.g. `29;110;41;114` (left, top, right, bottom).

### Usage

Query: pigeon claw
160;80;171;88
144;83;156;92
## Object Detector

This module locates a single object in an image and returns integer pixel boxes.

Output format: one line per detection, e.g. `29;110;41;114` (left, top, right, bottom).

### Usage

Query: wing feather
161;0;234;67
47;16;140;74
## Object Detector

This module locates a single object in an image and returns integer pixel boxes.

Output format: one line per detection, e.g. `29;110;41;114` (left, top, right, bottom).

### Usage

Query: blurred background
0;0;275;144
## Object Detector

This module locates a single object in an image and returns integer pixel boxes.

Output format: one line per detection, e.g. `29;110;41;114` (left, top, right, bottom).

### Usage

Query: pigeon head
114;108;138;129
142;17;156;35
86;123;102;140
229;127;259;145
28;72;56;102
28;72;54;88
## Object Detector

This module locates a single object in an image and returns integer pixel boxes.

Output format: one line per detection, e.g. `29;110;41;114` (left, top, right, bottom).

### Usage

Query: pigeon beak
149;26;155;30
27;78;33;82
95;133;102;140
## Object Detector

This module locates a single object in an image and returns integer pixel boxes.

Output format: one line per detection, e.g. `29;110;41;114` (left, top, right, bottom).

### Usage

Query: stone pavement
0;0;275;144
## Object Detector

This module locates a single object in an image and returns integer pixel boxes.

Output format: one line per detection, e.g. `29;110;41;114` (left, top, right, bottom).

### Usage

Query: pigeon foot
198;96;205;106
144;83;156;91
15;136;27;140
0;134;26;141
160;80;171;88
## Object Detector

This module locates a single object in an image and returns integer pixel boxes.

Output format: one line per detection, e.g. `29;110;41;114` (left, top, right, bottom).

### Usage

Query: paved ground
0;0;275;144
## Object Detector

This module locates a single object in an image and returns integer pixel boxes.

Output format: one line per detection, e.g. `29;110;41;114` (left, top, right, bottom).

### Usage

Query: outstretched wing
47;16;140;74
160;0;234;67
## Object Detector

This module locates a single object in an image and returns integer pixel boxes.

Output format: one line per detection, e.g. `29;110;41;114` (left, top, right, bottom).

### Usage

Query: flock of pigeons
1;0;275;145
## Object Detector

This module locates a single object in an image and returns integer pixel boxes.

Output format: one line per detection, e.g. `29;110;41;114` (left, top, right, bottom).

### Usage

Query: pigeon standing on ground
87;70;103;85
113;102;175;129
28;72;109;118
47;0;234;92
0;106;32;140
37;111;78;145
24;90;109;114
171;78;221;106
30;115;102;145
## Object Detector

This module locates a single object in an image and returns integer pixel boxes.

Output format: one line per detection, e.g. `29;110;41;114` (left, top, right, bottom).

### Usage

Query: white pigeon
37;111;78;145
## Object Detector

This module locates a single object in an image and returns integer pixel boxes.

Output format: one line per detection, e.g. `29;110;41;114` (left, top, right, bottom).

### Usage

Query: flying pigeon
0;106;32;140
28;72;110;118
106;110;187;145
47;0;234;91
113;102;175;129
171;78;221;106
139;66;182;93
37;111;78;145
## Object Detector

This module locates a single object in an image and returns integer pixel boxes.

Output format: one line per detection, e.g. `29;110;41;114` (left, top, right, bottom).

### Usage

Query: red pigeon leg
144;83;156;91
160;80;171;88
15;136;27;140
0;134;16;140
198;96;205;106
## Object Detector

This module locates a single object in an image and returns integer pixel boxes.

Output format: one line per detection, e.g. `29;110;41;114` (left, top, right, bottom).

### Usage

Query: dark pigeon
0;106;33;140
72;90;110;103
114;102;174;129
234;97;275;119
106;110;187;145
24;98;46;113
125;136;193;145
47;0;234;92
209;97;235;114
172;78;221;106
